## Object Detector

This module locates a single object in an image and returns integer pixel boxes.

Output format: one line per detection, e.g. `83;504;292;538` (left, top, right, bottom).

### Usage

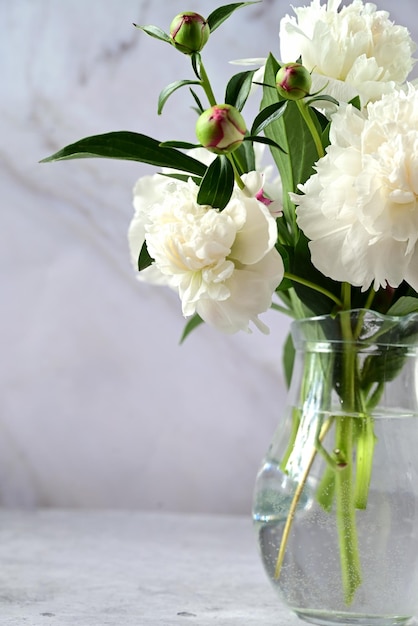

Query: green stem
296;99;324;160
275;418;333;580
353;379;380;509
284;272;343;308
289;288;310;320
228;153;246;191
335;312;363;603
316;464;336;512
353;416;376;509
352;288;376;339
270;302;297;318
341;282;352;311
340;302;376;511
279;408;300;472
335;416;362;604
199;61;217;107
365;381;384;408
315;430;346;470
280;349;316;473
363;287;377;312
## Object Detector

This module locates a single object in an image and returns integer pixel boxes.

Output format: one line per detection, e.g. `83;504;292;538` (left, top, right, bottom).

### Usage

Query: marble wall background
2;0;417;513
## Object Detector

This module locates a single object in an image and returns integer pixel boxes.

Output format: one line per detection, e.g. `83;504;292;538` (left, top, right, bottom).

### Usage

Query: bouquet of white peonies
43;0;418;613
42;0;418;338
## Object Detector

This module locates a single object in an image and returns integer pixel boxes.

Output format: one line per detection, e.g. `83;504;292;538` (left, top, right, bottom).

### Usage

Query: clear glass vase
253;309;418;626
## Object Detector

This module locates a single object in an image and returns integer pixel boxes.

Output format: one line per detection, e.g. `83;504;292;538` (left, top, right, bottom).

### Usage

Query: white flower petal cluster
280;0;416;106
294;84;418;292
128;173;284;334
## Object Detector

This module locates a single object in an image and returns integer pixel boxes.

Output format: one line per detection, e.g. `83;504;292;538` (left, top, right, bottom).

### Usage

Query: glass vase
253;309;418;626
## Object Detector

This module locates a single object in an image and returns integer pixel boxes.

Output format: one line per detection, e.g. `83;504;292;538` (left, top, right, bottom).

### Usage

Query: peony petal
229;199;277;266
295;84;418;292
196;249;284;334
129;162;284;334
279;0;416;108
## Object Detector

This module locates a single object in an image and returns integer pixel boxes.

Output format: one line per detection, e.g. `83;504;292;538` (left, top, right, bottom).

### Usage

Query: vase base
294;608;414;626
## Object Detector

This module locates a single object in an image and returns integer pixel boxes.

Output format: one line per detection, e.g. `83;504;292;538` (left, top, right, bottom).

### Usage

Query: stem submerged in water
335;417;362;604
275;308;378;606
335;311;363;603
354;416;376;509
275;418;334;580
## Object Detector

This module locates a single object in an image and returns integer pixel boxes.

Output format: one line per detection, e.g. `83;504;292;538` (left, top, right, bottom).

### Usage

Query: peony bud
169;12;210;54
195;104;246;154
275;62;312;101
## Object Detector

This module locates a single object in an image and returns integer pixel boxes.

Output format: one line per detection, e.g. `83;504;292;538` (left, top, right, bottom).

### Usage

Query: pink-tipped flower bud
195;104;246;154
169;12;210;54
276;62;312;101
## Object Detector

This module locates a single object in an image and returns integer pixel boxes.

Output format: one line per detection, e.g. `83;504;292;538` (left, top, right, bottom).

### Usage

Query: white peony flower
128;172;284;334
293;84;418;292
280;0;416;107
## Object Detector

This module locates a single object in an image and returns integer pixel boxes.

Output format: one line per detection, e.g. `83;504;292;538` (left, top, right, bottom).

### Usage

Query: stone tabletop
0;509;300;626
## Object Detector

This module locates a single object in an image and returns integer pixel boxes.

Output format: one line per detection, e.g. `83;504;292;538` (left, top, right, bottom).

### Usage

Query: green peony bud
195;104;246;155
275;62;312;101
169;12;210;54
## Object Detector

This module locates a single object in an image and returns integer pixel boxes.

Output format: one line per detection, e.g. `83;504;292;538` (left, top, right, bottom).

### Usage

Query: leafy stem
335;311;373;601
334;415;362;604
228;153;246;190
296;99;325;160
341;282;352;311
284;272;343;308
198;60;217;107
275;417;334;580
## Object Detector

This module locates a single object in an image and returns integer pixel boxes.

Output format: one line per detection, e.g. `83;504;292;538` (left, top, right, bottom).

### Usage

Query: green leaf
359;312;418;394
134;24;172;44
261;54;323;239
349;95;361;111
180;314;204;343
310;108;331;150
159;140;200;149
245;134;286;153
282;332;295;388
291;233;342;315
311;107;331;132
225;70;256;111
158;79;201;115
40;131;207;176
321;121;331;149
251;101;288;136
160;173;201;185
275;244;292;292
386;296;418;317
229;139;255;175
306;94;339;107
276;213;294;247
360;304;418;375
197;155;234;210
189;88;205;114
138;241;154;271
191;52;202;80
360;346;409;389
207;2;259;32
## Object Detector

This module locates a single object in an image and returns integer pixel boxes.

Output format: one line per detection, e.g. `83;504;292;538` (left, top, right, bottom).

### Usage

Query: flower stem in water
335;416;362;604
354;416;376;509
274;418;333;579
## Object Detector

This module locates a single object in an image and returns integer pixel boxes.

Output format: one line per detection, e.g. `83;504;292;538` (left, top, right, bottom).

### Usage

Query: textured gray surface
0;509;300;625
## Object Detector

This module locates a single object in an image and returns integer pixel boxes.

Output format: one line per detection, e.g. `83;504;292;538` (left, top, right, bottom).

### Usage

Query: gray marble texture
2;0;418;512
0;509;303;625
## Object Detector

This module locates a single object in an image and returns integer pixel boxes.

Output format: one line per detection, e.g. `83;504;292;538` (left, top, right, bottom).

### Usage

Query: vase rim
291;308;418;349
295;308;418;324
